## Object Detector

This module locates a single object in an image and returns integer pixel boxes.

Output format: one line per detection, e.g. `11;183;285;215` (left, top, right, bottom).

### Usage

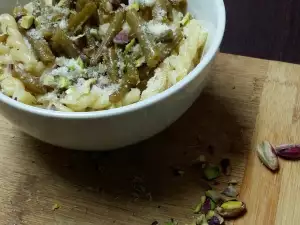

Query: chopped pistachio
201;198;216;213
205;190;222;203
125;38;136;53
135;56;145;67
56;76;70;89
222;185;238;198
207;215;224;225
19;15;34;29
195;214;207;225
127;2;139;11
13;6;27;20
52;203;60;210
203;164;220;180
205;190;236;204
180;12;192;26
42;75;56;87
206;210;215;220
76;57;84;69
194;196;206;213
165;219;178;225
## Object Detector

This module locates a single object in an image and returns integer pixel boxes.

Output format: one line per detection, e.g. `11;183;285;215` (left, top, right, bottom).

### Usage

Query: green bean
12;65;47;94
136;79;148;91
68;2;97;33
169;0;187;13
26;33;55;64
124;55;139;86
126;9;161;68
42;29;54;41
99;0;112;13
109;84;129;103
49;40;63;56
109;51;140;102
138;65;154;80
90;10;125;65
76;0;88;11
106;47;118;83
51;29;80;58
161;28;183;59
84;26;96;47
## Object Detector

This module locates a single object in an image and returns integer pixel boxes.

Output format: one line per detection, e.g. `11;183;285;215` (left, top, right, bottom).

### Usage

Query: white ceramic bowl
0;0;225;150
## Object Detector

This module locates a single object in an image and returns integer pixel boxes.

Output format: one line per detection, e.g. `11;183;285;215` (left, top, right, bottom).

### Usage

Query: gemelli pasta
0;0;207;112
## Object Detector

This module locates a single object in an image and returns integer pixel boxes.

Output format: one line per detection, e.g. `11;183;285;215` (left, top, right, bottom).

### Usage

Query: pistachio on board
222;185;238;198
203;164;220;180
256;141;279;171
275;144;300;160
216;200;246;218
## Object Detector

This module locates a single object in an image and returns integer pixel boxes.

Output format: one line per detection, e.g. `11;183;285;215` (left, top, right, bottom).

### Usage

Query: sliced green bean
99;0;112;13
126;9;161;68
12;65;47;94
90;10;125;65
106;47;118;83
124;55;139;86
51;29;80;58
109;84;129;103
76;0;88;11
68;2;97;33
161;28;183;59
26;33;55;64
138;65;154;81
42;29;54;41
84;26;96;47
109;51;140;102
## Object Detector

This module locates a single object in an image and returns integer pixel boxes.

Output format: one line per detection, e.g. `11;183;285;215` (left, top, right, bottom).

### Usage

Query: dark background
221;0;300;64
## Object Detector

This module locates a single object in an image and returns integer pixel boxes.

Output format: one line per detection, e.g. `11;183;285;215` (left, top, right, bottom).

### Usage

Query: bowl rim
0;0;226;119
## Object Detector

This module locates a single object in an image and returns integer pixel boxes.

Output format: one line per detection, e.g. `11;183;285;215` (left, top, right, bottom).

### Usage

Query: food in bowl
0;0;207;112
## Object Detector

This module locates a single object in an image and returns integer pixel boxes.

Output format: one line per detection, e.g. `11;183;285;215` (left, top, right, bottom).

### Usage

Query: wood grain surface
0;53;298;224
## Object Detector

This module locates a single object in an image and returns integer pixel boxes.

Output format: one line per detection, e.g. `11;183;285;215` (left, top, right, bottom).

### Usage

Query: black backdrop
221;0;300;63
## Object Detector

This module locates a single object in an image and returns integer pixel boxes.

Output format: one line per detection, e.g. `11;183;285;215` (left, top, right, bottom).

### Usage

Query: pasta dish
0;0;207;112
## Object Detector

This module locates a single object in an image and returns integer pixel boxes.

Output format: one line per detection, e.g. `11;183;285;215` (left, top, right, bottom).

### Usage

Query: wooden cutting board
0;53;298;225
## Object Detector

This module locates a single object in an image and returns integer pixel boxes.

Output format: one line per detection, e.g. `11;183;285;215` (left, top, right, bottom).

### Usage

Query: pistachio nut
216;200;246;218
222;185;238;198
194;196;206;213
203;164;220;180
256;141;279;171
275;144;300;160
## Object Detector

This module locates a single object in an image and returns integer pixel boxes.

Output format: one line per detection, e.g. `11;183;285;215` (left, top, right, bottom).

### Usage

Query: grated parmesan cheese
59;19;67;29
140;0;156;7
146;21;170;36
27;29;43;40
